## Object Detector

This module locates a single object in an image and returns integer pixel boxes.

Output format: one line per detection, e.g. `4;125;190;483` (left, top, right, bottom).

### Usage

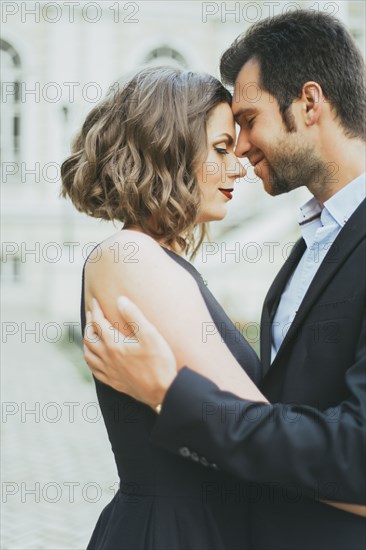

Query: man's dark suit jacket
151;199;366;549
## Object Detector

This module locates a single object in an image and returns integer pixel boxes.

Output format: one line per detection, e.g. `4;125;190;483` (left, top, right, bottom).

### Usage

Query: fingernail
117;296;129;310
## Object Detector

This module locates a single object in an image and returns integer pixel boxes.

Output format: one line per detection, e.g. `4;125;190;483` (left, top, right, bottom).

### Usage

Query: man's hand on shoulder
83;296;177;410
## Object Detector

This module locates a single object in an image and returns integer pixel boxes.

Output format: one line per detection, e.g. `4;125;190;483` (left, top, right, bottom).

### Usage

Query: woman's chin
197;209;228;224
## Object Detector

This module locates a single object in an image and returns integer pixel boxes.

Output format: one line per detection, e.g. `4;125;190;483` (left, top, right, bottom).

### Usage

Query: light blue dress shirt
271;172;366;363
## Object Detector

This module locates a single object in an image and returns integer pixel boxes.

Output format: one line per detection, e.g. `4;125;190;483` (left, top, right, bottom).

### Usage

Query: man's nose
234;129;251;159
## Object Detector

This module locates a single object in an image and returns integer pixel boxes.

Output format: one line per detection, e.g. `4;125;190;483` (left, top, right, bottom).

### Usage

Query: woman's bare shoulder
85;229;169;273
85;229;192;293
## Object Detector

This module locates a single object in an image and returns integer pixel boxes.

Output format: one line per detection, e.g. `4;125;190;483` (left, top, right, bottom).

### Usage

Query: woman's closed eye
214;147;229;155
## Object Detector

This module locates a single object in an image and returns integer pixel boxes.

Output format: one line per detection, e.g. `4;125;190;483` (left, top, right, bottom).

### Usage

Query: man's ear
301;81;323;126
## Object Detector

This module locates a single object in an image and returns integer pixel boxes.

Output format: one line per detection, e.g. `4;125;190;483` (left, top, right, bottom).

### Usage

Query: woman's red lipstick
219;188;233;200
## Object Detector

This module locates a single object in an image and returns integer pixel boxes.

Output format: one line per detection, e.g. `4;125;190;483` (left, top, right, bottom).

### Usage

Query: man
84;11;366;549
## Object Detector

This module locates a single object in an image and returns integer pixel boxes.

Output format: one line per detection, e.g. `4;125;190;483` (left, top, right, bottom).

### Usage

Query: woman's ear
301;81;323;126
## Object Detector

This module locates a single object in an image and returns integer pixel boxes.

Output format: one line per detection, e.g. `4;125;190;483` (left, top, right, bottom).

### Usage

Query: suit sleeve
150;315;366;504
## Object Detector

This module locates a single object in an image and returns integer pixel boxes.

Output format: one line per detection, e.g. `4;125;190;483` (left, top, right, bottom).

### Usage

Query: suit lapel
260;238;306;374
264;199;366;377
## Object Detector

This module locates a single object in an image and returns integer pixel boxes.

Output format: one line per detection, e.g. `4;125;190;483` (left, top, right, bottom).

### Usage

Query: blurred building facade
1;0;365;334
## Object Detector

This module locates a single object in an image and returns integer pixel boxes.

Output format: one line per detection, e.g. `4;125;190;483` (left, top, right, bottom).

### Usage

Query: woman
61;65;267;550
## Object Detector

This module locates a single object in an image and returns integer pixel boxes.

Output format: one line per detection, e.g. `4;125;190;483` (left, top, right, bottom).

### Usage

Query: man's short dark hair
220;10;366;139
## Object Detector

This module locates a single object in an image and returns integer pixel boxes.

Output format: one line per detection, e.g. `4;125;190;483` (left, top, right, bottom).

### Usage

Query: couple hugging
61;10;366;550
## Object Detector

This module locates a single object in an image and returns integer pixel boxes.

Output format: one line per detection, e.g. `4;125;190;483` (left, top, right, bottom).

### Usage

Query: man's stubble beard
263;135;329;197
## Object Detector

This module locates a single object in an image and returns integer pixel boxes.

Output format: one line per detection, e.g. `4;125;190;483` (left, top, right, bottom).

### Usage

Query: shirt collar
298;197;323;248
323;172;366;227
298;172;366;228
297;172;365;248
298;197;322;226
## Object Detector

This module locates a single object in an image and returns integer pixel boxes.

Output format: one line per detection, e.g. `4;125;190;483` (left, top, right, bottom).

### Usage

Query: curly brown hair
60;66;232;257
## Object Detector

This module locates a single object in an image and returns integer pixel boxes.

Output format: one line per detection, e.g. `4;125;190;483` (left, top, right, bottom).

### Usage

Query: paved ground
1;304;118;549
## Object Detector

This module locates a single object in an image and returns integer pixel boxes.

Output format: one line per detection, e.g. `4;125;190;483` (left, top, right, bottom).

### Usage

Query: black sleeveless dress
81;246;262;550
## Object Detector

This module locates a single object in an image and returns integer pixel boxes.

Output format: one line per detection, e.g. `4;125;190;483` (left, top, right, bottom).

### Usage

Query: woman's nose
228;153;247;179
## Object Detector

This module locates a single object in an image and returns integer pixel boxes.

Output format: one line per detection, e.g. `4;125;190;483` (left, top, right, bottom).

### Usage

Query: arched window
0;39;22;164
144;46;187;68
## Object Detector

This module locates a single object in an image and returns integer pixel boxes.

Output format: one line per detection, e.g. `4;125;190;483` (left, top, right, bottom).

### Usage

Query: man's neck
309;138;365;206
